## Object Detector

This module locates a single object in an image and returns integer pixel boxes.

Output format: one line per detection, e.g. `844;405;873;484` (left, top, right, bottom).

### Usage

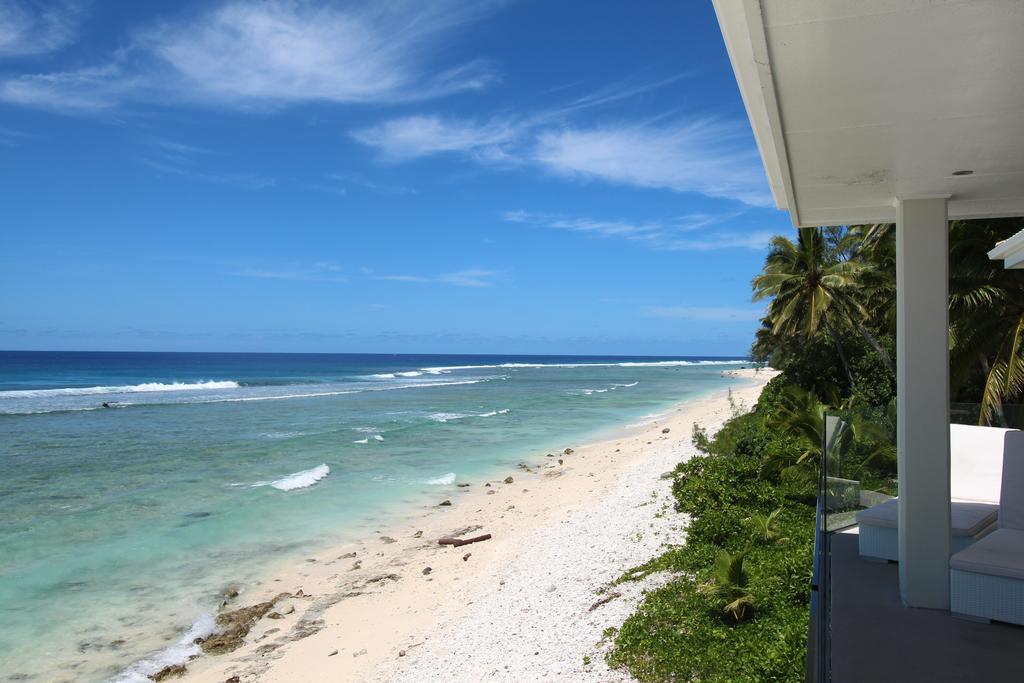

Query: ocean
0;351;750;681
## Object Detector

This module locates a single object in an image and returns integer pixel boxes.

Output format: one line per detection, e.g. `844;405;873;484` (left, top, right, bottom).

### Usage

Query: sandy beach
175;367;777;683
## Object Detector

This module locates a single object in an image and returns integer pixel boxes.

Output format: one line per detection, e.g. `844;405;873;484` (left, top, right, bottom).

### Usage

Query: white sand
179;368;776;683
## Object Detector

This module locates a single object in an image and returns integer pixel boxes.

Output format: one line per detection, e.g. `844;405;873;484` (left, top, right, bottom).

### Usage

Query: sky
0;0;792;356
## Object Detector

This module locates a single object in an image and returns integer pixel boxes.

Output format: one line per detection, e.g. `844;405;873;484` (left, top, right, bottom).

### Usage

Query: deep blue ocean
0;351;750;681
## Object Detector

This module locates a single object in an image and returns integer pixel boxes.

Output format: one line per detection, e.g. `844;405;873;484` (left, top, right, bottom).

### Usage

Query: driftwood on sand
438;534;492;547
587;591;622;612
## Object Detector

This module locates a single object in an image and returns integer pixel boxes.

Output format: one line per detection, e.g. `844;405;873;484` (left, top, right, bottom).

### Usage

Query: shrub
609;395;814;682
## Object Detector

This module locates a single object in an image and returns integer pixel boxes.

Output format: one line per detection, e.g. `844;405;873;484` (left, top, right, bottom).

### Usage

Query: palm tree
753;227;871;386
763;385;852;482
839;223;897;374
700;550;755;623
748;507;787;545
949;219;1024;425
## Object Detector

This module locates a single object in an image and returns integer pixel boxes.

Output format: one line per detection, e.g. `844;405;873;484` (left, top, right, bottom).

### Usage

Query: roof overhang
988;229;1024;269
713;0;1024;227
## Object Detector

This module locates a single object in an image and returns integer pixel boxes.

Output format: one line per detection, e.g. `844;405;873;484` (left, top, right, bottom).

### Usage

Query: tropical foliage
608;410;815;682
754;219;1024;426
608;217;1023;682
701;549;755;622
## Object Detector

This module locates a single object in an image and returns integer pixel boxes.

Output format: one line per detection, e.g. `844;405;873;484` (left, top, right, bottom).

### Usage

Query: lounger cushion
950;424;1014;503
999;432;1024;530
950;528;1024;580
856;498;998;537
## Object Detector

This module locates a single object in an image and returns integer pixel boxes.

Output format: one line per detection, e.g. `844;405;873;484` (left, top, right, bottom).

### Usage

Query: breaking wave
111;614;218;683
419;360;746;373
429;409;509;422
0;380;241;398
426;472;457;485
268;464;330;491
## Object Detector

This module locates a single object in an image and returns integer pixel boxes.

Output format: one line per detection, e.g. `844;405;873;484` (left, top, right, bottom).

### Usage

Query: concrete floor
830;532;1024;682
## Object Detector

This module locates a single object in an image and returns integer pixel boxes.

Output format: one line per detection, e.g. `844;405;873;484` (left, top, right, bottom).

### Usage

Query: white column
896;196;951;609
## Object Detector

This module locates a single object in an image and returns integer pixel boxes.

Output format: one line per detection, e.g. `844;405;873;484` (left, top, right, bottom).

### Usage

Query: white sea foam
1;377;498;415
429;412;472;422
372;434;384;441
112;614;218;683
353;438;369;444
369;370;424;379
426;472;457;485
195;378;486;405
259;431;307;439
0;380;241;398
431;408;509;421
420;359;746;373
269;464;330;491
613;381;639;388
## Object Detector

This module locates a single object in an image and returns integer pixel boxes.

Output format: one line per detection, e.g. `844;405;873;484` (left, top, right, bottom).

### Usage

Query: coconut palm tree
748;507;787;545
949;219;1024;425
839;223;896;374
700;550;755;623
753;227;871;386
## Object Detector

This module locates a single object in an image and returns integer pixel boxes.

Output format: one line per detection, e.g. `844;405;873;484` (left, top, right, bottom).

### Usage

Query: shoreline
163;367;776;683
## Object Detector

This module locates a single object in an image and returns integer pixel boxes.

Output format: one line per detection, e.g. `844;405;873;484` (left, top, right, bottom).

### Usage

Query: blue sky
0;0;791;355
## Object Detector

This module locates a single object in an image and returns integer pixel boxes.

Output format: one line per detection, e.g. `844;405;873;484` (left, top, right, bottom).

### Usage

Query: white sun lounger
951;432;1024;624
856;424;1015;561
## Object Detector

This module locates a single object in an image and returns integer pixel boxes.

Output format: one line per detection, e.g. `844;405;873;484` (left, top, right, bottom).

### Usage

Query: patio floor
830;530;1024;682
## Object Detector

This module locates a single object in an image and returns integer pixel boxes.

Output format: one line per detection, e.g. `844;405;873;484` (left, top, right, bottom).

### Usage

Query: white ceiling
714;0;1024;226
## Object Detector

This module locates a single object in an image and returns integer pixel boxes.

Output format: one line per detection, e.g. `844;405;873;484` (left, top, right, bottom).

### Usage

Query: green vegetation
607;410;815;682
608;219;1024;681
753;220;1024;424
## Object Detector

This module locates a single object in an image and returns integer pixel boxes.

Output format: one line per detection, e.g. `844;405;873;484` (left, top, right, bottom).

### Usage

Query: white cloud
324;172;416;196
0;124;31;146
146;1;497;106
139;137;274;189
533;120;773;207
352;115;520;162
0;0;81;57
0;64;135;112
377;267;498;287
0;0;500;112
643;305;765;322
505;210;771;251
352;110;772;207
234;262;346;282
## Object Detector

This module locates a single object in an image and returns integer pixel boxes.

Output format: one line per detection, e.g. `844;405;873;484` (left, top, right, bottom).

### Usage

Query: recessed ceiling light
952;170;974;176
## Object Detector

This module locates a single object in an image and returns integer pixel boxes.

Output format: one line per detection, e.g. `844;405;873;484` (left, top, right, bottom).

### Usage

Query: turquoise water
0;352;748;681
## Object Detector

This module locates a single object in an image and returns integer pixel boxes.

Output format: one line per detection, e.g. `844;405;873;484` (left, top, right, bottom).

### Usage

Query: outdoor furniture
951;431;1024;624
856;425;1014;561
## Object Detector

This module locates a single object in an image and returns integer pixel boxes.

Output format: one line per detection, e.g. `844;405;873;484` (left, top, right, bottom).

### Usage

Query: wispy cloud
144;1;498;106
642;305;765;322
233;262;346;282
324;172;417;195
0;125;32;146
138;137;274;189
0;63;138;112
351;115;520;162
377;267;499;288
0;0;501;113
352;108;771;206
0;0;82;57
505;210;771;251
532;119;772;206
